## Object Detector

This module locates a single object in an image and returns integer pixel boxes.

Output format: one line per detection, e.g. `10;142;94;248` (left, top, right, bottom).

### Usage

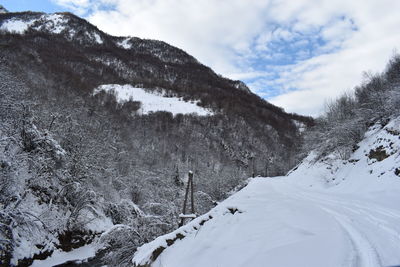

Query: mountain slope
0;11;312;266
132;116;400;267
0;11;312;178
0;11;310;123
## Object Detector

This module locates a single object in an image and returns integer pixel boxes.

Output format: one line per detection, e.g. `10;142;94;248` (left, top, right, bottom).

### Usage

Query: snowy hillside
1;10;312;263
132;116;400;267
94;84;213;116
0;13;104;44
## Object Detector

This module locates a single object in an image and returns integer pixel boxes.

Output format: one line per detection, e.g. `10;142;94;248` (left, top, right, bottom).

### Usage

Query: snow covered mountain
1;7;400;267
0;12;105;44
0;10;313;266
0;5;8;14
0;11;312;177
132;116;400;267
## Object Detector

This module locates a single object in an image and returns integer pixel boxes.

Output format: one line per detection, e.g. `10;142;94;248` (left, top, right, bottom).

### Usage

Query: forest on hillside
0;12;311;266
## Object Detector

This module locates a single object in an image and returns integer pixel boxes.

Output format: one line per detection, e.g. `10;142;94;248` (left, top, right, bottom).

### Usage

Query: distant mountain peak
0;12;105;45
0;5;8;13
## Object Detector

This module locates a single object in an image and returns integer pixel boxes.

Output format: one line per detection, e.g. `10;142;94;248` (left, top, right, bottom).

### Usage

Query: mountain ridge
0;10;312;266
0;11;313;125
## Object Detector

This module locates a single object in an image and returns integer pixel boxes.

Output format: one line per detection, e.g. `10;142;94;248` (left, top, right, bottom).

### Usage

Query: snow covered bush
62;183;99;231
304;53;400;160
97;225;143;267
105;199;143;225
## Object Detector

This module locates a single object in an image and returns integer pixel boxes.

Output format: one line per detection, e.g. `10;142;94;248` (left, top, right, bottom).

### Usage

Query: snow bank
132;116;400;267
94;84;213;116
132;205;233;266
31;244;96;267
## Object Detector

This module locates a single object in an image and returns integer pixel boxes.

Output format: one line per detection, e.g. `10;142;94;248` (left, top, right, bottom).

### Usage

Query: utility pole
178;171;196;227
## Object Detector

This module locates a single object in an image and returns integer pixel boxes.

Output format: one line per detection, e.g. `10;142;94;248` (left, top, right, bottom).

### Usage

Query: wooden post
179;171;196;227
181;175;190;219
189;171;195;214
251;157;255;178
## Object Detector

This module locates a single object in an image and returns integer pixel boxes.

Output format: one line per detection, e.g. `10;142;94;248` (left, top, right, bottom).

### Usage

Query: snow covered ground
0;13;104;44
132;116;400;267
94;84;213;116
116;37;132;49
0;18;35;33
31;244;96;267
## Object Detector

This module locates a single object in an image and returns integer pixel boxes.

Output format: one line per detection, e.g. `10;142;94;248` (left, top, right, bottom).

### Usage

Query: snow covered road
273;180;400;267
138;178;400;267
133;118;400;267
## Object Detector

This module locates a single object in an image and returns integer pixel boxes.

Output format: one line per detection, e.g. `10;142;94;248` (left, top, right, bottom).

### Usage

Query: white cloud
268;1;400;115
52;0;91;15
83;0;272;76
53;0;400;116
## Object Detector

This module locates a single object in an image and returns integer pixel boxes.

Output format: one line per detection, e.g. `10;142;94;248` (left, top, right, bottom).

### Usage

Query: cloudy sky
3;0;400;116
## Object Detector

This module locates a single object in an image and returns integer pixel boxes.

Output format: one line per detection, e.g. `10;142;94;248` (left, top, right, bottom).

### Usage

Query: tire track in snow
272;185;387;267
293;188;400;266
318;206;382;267
308;193;400;220
296;192;400;241
348;201;400;220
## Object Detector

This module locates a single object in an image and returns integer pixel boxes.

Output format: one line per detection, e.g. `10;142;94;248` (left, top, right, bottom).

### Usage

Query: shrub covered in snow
304;54;400;160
